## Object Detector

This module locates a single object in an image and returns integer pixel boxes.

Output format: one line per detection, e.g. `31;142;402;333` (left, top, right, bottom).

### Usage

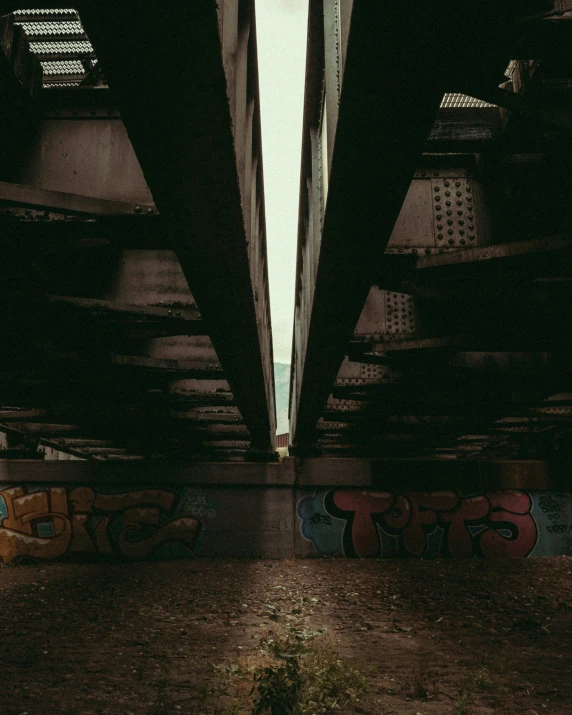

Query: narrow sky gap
256;0;309;365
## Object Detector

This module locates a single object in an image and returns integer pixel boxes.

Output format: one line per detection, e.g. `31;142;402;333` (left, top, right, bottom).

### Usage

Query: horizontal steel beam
46;295;205;336
112;355;223;375
0;422;80;435
416;235;572;271
349;336;461;354
427;108;503;152
0;180;157;216
0;213;169;250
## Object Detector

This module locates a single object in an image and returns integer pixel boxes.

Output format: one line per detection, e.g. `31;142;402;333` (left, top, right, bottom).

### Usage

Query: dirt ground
0;557;571;715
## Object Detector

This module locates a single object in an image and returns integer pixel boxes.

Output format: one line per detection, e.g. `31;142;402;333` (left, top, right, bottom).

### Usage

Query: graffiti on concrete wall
297;490;572;558
0;485;216;563
2;483;570;561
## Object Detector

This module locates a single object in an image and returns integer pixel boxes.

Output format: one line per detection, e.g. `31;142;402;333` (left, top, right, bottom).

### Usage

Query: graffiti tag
0;486;201;563
298;490;538;559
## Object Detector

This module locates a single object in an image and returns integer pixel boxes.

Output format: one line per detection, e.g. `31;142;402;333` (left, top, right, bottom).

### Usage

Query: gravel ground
0;557;571;714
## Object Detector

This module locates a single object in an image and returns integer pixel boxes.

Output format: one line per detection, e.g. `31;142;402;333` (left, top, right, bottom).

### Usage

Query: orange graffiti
0;487;72;562
0;486;201;563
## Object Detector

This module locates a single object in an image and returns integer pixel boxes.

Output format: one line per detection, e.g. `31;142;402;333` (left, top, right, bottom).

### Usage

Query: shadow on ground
0;557;570;714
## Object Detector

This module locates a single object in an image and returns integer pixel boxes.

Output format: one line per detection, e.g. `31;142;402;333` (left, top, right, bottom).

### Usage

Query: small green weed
452;696;473;715
251;646;303;715
474;654;535;696
195;624;370;714
469;666;495;691
301;645;370;713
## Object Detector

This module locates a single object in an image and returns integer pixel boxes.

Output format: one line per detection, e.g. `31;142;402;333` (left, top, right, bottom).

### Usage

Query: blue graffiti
297;492;344;555
532;492;572;557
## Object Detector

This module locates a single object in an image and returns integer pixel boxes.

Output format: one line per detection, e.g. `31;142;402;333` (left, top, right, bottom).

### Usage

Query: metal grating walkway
441;93;496;108
14;8;99;87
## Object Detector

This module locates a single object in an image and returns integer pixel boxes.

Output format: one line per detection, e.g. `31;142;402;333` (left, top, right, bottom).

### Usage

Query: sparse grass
469;665;495;691
189;623;370;714
452;695;473;715
473;653;536;697
374;703;398;715
451;662;494;715
300;640;370;713
409;655;439;700
450;654;536;715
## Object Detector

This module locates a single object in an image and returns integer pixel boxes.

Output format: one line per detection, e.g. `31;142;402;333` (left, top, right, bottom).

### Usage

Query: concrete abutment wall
0;458;570;562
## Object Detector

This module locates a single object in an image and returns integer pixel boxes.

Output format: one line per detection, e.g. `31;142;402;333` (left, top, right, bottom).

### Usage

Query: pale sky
256;0;309;364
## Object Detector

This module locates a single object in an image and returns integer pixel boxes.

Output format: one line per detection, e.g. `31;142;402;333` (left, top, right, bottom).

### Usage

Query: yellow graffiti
0;486;201;563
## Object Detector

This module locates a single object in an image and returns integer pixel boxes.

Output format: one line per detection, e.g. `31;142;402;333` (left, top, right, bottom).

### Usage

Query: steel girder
69;0;276;452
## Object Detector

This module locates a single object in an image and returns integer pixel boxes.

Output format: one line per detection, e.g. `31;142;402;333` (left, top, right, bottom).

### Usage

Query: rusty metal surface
430;177;478;249
387;164;489;253
388;180;434;248
16;118;153;204
354;287;418;344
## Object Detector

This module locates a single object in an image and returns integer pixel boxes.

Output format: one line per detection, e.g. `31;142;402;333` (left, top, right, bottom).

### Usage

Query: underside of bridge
290;0;572;473
0;1;572;562
0;2;276;462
